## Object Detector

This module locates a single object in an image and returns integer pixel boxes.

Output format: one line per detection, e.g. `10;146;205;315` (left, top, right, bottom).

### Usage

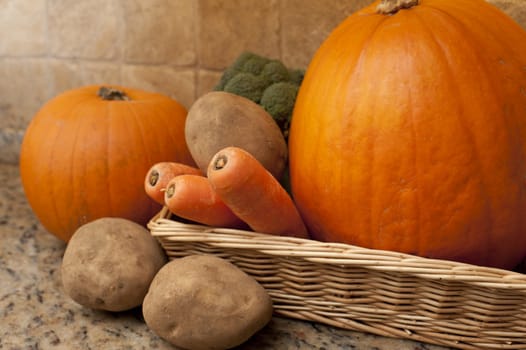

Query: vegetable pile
20;51;308;349
133;61;310;346
19;0;526;348
58;87;301;343
144;89;309;239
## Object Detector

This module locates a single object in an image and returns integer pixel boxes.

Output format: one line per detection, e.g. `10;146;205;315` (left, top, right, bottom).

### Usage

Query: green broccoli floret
239;53;270;75
215;52;270;91
260;82;299;139
215;51;305;139
223;72;267;103
259;60;290;85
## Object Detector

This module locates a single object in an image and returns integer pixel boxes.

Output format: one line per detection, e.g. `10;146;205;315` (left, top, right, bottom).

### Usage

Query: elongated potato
185;91;288;180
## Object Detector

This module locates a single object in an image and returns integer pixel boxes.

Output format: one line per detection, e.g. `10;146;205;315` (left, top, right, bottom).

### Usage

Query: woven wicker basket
148;207;526;350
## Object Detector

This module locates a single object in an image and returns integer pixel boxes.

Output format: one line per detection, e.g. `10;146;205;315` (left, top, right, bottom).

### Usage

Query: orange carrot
207;146;309;238
144;162;202;205
164;174;248;229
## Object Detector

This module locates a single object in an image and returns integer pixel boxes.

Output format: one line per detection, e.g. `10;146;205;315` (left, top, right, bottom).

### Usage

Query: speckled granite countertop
0;162;453;350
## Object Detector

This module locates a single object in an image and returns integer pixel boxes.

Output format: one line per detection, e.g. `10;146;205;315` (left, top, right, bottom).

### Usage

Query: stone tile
198;0;280;70
0;0;47;56
122;65;196;109
0;59;51;129
123;0;196;65
47;60;83;94
48;60;122;95
48;0;122;59
197;70;223;99
281;0;372;69
79;62;123;87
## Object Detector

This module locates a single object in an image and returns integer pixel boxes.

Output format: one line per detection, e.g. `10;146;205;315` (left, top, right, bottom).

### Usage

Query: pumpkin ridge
149;105;170;164
37;114;68;237
403;47;421;257
382;11;422;254
124;101;158;221
61;95;100;237
451;5;526;263
360;11;426;250
430;0;526;72
105;101;115;216
154;101;185;161
290;13;390;246
413;6;499;262
432;1;526;174
52;98;95;238
348;15;392;249
426;0;526;61
443;1;526;263
125;100;153;169
74;101;113;232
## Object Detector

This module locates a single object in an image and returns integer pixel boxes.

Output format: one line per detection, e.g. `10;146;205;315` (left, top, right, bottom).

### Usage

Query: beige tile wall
0;0;525;163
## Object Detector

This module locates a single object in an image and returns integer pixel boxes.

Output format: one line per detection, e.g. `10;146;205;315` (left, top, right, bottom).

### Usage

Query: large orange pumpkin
288;0;526;269
20;85;195;242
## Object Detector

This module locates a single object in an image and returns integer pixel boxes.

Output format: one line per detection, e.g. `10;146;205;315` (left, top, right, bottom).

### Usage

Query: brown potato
60;217;167;312
143;254;273;350
185;91;288;180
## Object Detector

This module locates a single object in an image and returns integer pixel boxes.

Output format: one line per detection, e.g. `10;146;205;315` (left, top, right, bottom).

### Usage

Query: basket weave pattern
148;208;526;350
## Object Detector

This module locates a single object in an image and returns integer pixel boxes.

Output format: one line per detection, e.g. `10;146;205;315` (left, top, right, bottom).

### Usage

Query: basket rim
148;207;526;291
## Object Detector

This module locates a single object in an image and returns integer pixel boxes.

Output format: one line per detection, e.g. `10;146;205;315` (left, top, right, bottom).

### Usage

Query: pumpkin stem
377;0;419;15
97;86;130;101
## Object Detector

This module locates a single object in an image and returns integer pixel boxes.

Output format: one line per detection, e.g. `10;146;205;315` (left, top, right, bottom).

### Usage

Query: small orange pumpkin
20;85;195;241
289;0;526;269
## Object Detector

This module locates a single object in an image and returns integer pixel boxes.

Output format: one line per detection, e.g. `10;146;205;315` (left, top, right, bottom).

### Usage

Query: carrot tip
213;154;228;170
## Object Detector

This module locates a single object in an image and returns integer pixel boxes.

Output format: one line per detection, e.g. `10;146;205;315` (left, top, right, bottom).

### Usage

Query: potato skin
143;255;273;350
60;217;167;312
185;91;288;180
